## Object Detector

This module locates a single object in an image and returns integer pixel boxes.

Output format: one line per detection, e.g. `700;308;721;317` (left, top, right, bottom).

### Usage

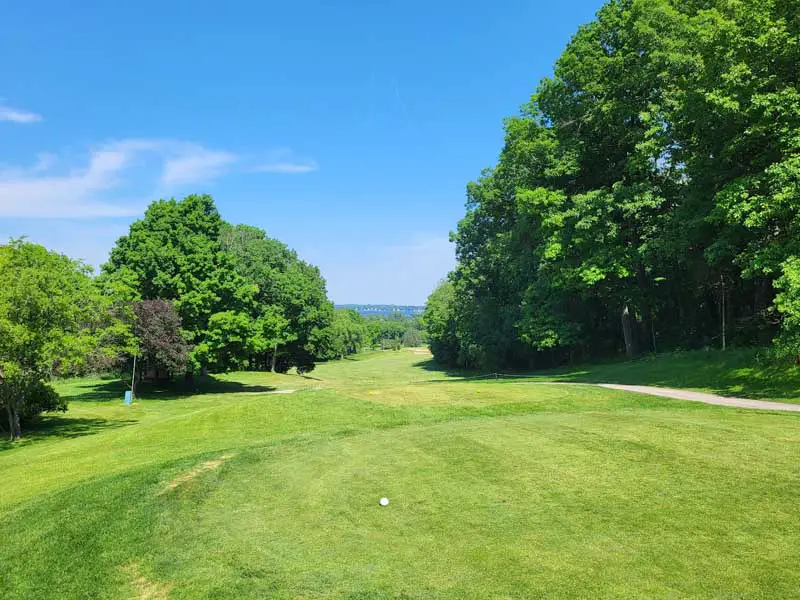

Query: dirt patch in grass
122;563;173;600
160;453;235;494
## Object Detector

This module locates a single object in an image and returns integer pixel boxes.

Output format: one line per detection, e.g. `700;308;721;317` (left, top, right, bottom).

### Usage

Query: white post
131;353;137;399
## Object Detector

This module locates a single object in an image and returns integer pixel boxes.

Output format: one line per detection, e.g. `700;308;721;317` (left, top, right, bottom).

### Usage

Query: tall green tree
102;195;257;373
220;223;333;373
434;0;800;369
0;241;111;439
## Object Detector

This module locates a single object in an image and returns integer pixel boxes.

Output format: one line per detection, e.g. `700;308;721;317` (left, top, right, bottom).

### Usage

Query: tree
105;202;334;374
774;258;800;364
102;195;257;373
132;300;191;378
423;282;461;366
220;223;333;372
401;328;423;348
315;309;368;360
441;0;800;369
0;241;106;439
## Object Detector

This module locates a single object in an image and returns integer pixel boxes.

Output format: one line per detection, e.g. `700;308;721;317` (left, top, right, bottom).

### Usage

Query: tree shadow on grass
416;349;800;402
527;350;800;401
62;376;277;403
413;359;492;381
300;374;323;381
0;415;137;451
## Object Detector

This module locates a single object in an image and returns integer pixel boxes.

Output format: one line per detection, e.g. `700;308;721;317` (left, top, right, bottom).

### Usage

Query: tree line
425;0;799;369
316;309;425;360
0;194;421;439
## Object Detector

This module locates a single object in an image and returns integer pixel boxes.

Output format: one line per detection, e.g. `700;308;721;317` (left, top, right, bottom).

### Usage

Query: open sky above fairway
0;0;602;304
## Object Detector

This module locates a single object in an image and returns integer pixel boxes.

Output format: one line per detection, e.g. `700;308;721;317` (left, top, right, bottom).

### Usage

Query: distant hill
336;304;425;318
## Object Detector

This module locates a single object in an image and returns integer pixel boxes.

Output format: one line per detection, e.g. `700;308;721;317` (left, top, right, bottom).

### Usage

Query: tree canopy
0;241;116;439
101;195;333;375
429;0;800;369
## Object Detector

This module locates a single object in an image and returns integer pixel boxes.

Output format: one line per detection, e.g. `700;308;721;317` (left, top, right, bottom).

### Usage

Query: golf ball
379;497;389;506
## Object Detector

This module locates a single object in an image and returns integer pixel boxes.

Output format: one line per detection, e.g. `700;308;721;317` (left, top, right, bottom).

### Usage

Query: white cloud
253;148;318;174
0;139;318;219
0;139;241;218
0;104;42;124
161;146;238;186
254;160;318;174
0;146;140;218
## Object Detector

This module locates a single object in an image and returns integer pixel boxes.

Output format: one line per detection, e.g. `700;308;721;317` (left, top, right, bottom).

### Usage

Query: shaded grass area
55;372;301;403
521;348;800;402
1;349;799;598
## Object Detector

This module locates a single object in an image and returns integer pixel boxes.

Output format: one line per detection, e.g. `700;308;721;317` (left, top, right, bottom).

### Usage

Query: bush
381;339;402;351
402;329;423;347
0;371;66;437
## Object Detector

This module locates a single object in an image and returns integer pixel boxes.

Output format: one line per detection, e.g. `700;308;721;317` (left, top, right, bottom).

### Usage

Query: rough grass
522;348;800;403
1;349;799;599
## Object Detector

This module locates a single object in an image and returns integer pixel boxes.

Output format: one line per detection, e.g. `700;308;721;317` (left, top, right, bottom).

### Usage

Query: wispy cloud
254;160;318;174
0;104;42;124
0;147;139;218
253;149;318;174
0;139;239;218
161;146;238;186
0;139;318;218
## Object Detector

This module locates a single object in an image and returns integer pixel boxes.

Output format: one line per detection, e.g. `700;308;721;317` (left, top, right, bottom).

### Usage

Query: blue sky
1;0;600;304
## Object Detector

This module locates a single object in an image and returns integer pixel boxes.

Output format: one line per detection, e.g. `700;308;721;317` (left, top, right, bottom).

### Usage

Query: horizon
0;0;601;304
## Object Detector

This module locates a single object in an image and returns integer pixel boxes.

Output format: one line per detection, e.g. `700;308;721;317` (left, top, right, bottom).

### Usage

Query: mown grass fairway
1;350;799;599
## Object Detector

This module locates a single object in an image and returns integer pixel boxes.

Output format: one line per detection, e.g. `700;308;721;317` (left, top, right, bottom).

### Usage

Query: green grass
522;348;800;403
1;349;799;598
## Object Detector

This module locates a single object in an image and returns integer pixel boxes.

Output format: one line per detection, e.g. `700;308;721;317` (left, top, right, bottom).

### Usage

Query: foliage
365;314;425;349
423;281;462;365
0;368;64;436
432;0;800;369
0;240;108;438
102;196;333;374
133;300;191;377
315;309;369;360
220;223;332;373
774;258;800;361
401;328;422;347
314;309;427;359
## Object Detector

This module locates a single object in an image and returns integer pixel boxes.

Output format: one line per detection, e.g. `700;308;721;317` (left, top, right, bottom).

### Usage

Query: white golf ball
379;497;389;506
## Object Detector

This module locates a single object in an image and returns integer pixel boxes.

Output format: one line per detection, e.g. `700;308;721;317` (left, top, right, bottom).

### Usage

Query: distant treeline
336;305;425;318
425;0;800;369
316;310;426;360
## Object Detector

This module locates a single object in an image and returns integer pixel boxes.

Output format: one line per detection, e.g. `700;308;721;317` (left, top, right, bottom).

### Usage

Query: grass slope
543;349;800;402
1;350;799;599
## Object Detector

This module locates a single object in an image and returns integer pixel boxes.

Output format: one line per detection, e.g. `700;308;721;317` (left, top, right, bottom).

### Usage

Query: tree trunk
721;276;727;351
636;263;655;353
7;400;21;441
12;403;21;440
270;343;278;373
621;304;637;358
6;402;14;441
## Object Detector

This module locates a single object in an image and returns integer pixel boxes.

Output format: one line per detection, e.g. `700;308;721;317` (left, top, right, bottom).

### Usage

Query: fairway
1;350;799;599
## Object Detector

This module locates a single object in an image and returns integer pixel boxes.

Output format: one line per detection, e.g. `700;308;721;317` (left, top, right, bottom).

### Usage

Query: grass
1;349;799;598
522;348;800;403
